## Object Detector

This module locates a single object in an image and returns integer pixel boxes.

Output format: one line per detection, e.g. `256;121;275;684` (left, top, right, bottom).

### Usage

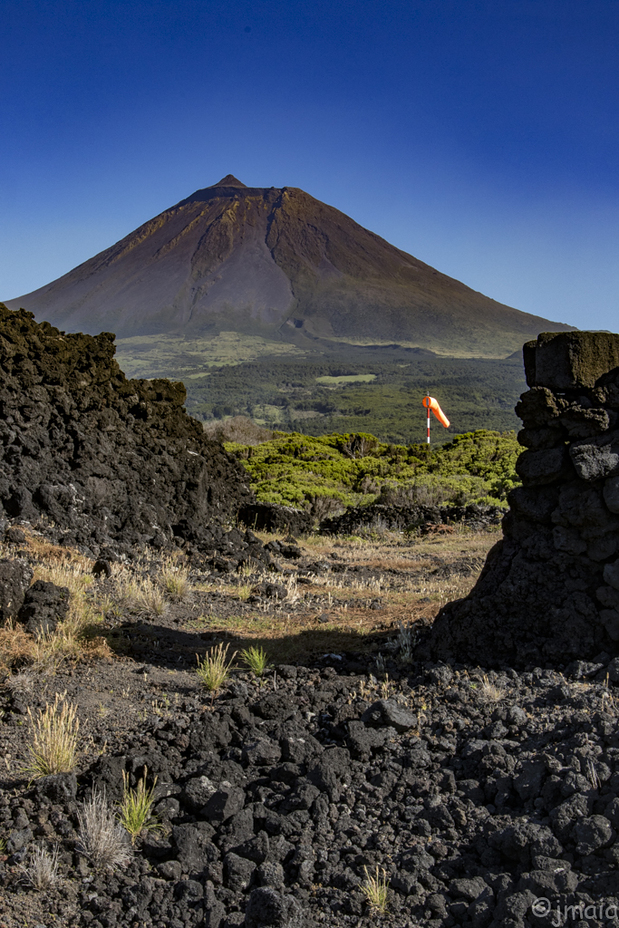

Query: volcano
6;175;572;357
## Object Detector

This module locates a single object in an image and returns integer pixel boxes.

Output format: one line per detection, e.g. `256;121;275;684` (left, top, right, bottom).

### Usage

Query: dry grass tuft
476;674;505;703
397;621;415;663
135;577;167;615
0;533;113;671
33;560;94;596
19;843;60;889
22;530;92;569
159;557;191;600
360;865;389;913
112;567;167;616
77;790;132;869
4;669;35;697
285;575;302;604
0;622;38;673
24;693;79;779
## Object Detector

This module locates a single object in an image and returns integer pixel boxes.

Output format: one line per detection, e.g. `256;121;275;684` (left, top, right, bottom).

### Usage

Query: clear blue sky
1;0;618;331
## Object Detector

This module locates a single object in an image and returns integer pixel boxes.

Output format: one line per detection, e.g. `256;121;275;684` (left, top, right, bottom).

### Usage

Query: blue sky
1;0;618;331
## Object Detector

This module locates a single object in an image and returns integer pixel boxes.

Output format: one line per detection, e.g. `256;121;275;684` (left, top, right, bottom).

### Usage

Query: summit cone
6;179;572;356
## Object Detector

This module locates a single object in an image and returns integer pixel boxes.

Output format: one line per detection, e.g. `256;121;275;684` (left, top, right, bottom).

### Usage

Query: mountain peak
211;174;247;188
5;178;574;355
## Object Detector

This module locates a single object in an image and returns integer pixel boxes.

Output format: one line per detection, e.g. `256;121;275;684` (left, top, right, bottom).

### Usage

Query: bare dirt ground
1;525;498;773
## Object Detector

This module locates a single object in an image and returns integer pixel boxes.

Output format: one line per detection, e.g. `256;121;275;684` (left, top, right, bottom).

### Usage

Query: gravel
2;652;619;927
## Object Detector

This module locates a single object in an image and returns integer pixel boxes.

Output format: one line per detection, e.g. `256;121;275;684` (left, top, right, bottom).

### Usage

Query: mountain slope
6;176;573;358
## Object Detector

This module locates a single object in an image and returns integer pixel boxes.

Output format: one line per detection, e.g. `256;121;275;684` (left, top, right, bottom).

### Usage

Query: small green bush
239;646;270;676
119;769;160;844
196;642;235;693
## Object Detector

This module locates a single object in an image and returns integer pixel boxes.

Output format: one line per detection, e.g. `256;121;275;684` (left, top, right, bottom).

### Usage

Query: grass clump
239;645;270;676
25;693;79;779
135;577;167;616
360;865;389;913
19;843;60;889
119;769;160;845
77;790;132;869
397;621;415;664
195;642;235;694
5;670;35;697
112;567;167;616
477;674;505;703
160;558;191;600
236;583;253;602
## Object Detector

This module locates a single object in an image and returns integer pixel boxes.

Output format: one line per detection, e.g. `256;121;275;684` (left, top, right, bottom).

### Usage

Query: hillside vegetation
192;351;526;444
114;339;527;445
226;428;521;514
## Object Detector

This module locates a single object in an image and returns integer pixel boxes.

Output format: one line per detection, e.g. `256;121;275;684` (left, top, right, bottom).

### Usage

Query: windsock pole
422;395;450;444
426;397;431;444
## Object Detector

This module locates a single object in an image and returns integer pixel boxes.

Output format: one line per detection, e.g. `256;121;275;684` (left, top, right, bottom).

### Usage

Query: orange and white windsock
422;396;450;443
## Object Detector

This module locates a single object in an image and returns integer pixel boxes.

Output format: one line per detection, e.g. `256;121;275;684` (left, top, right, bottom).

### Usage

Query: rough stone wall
0;305;252;552
421;330;619;668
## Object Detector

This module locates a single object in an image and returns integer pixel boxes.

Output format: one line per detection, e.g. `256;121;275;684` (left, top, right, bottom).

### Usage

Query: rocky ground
1;523;619;928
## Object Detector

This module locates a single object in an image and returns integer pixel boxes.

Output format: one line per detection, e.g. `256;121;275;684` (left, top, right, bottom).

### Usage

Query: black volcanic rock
5;179;573;357
17;579;70;636
0;304;252;552
420;330;619;668
0;558;33;621
5;656;619;926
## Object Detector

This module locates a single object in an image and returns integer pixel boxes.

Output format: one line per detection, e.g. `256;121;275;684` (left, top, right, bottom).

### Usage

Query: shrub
227;428;520;512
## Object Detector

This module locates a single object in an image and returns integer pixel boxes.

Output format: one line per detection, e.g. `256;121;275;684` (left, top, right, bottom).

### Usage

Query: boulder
17;579;70;635
0;559;33;622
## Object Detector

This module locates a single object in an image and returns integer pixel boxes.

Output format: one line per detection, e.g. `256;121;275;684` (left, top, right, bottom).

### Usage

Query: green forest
116;332;528;445
185;350;526;445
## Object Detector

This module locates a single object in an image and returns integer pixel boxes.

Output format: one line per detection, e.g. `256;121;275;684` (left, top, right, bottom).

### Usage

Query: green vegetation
195;642;236;694
239;645;271;677
227;428;521;512
190;350;526;444
119;769;160;844
315;373;377;384
115;331;306;380
114;336;526;445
